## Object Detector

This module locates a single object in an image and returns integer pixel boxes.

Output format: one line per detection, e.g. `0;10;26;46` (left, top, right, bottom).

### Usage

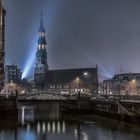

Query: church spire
34;11;48;86
38;11;45;33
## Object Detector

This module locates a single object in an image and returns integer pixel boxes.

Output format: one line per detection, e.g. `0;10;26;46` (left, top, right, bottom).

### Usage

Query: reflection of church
34;14;98;94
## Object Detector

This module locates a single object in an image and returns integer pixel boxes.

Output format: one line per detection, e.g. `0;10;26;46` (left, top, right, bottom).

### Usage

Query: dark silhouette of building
45;68;98;94
34;12;48;86
5;65;22;84
0;0;6;90
34;14;98;93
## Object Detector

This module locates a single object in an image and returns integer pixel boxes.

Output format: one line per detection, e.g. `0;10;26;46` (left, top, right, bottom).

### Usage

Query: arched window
41;32;45;37
38;45;41;50
42;44;45;49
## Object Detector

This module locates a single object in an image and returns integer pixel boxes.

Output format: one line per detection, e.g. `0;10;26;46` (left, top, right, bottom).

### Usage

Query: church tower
0;0;6;91
34;13;48;87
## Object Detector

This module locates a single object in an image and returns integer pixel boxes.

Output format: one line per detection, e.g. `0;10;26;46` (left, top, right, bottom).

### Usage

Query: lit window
42;45;45;49
39;32;45;37
38;45;41;49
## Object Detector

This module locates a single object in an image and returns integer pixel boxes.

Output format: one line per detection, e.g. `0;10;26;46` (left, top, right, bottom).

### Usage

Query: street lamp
75;77;81;100
83;72;88;76
76;77;80;92
75;72;90;94
130;79;137;95
132;79;136;83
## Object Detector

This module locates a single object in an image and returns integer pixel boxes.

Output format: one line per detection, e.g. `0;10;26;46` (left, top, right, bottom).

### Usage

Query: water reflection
42;122;46;134
37;122;41;133
0;103;140;140
26;123;30;132
57;121;60;133
19;103;60;124
47;122;51;133
82;132;88;140
25;121;66;134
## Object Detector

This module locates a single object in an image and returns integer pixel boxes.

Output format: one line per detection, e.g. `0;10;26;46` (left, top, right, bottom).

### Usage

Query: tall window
42;44;45;49
41;32;45;37
38;45;41;50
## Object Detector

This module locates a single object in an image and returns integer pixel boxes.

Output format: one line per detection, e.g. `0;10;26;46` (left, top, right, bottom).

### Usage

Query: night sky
4;0;140;80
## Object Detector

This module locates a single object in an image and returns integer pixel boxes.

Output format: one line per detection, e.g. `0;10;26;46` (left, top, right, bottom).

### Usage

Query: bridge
19;93;67;100
5;91;140;124
18;92;92;101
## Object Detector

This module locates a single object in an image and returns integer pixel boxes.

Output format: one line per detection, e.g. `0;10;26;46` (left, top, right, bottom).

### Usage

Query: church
34;14;98;94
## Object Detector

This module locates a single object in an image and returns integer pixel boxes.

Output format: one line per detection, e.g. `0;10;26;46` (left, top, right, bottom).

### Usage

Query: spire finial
41;10;43;19
40;10;43;27
39;10;45;32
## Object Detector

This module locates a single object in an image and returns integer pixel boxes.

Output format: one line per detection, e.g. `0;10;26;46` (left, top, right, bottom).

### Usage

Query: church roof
46;68;98;84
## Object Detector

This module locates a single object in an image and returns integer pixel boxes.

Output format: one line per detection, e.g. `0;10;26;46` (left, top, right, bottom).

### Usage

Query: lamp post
76;77;80;99
130;79;137;95
83;72;88;77
75;72;90;98
76;77;80;92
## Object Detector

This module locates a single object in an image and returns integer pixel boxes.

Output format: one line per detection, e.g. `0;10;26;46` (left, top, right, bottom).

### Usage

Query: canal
0;103;140;140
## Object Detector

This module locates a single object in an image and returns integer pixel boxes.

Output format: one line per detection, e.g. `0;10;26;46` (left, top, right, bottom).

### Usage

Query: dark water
0;103;140;140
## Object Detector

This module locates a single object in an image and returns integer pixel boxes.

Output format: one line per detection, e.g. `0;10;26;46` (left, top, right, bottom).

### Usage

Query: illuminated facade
45;68;98;94
0;0;5;91
112;73;140;95
34;13;48;87
101;79;112;95
101;73;140;95
5;65;22;84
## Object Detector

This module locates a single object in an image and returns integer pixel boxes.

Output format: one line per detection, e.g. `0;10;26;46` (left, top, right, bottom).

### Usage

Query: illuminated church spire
37;12;47;51
34;12;48;87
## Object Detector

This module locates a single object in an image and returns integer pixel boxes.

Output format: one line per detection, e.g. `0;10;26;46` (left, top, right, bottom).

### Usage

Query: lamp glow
83;72;88;76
